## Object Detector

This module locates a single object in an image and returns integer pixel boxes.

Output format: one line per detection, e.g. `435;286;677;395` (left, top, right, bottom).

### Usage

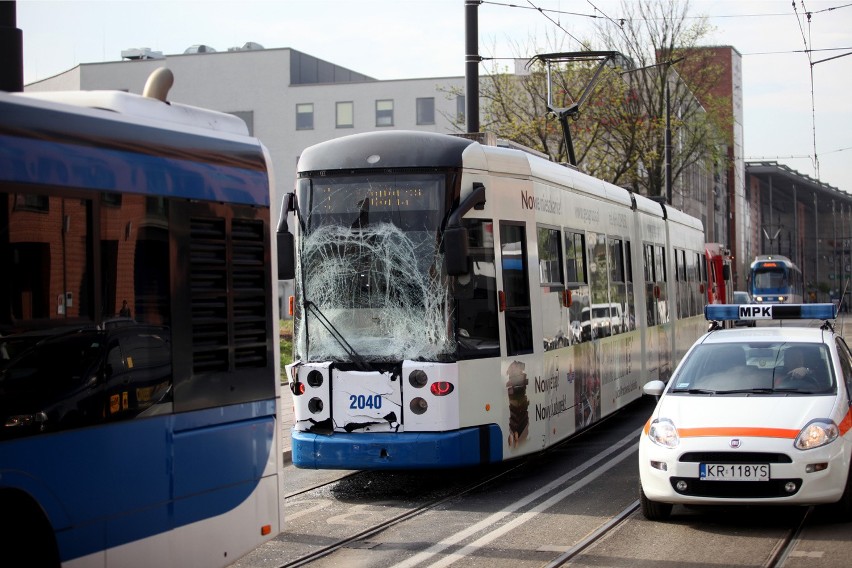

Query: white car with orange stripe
638;303;852;520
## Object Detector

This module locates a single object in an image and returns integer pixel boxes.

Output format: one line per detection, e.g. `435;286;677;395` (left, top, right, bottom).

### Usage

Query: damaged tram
278;130;707;469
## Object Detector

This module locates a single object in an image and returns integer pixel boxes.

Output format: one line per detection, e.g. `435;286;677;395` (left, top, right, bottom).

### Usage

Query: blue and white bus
749;254;804;304
0;69;283;567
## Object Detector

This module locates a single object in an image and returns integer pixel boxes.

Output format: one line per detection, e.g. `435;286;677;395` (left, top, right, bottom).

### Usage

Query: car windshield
669;342;835;394
733;292;750;303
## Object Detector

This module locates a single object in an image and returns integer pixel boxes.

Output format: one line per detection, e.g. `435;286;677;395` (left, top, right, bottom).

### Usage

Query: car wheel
639;482;673;521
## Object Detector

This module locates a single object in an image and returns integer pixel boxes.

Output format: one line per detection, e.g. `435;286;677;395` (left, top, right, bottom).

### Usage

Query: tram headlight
307;397;324;414
647;418;679;449
794;419;838;450
409;369;428;388
307;370;324;387
410;397;428;415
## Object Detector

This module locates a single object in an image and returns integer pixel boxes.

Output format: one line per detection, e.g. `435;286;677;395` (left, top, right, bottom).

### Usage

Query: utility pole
464;0;480;133
0;1;23;92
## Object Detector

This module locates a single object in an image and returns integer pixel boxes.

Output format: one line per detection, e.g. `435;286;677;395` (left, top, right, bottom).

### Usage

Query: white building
26;45;467;222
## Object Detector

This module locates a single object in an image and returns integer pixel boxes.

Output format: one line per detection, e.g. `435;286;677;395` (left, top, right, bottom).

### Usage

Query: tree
595;0;731;198
461;0;731;200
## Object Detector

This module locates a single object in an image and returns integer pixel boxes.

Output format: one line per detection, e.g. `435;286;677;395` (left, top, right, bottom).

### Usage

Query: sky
15;0;852;193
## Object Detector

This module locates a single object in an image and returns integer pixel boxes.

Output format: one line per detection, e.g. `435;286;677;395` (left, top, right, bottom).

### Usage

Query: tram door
499;222;534;356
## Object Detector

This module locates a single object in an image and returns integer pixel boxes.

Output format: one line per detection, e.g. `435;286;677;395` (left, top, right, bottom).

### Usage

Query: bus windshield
295;174;453;362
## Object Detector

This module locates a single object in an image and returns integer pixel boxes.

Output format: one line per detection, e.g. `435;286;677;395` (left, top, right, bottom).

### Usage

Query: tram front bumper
291;425;503;469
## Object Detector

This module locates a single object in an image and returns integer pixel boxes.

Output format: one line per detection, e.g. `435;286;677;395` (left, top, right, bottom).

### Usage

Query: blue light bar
704;303;837;321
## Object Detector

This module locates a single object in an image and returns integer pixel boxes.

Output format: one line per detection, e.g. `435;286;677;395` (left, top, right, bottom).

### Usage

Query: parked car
638;303;852;521
732;290;756;327
0;323;172;439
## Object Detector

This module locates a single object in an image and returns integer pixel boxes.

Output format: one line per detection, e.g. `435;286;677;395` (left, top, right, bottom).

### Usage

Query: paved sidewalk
281;394;293;464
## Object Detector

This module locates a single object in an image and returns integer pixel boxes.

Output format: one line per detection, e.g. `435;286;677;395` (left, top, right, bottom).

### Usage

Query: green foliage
474;0;731;200
279;319;293;381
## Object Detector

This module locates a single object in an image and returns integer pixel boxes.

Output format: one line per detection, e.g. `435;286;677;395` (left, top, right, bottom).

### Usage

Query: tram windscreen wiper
303;301;371;371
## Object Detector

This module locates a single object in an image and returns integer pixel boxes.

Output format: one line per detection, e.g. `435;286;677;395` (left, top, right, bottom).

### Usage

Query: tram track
276;458;530;568
234;394;849;568
763;506;813;568
542;499;640;568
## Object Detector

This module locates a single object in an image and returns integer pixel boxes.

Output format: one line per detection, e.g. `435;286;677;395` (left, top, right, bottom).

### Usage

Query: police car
638;303;852;521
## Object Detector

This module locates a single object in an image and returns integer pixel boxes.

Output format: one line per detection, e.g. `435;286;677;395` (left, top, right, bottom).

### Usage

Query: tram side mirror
443;183;486;277
722;265;731;280
444;226;469;276
277;193;296;280
278;231;294;280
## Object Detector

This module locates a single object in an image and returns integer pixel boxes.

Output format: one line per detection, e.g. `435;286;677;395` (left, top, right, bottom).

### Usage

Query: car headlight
647;418;679;448
4;412;48;429
794;419;839;450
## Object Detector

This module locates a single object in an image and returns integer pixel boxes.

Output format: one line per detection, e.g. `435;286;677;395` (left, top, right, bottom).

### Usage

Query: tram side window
564;230;590;343
688;251;700;316
586;232;614;339
625;240;635;331
644;244;657;326
500;222;533;356
455;219;499;359
674;249;686;318
608;238;630;335
537;226;563;287
655;245;669;324
538;225;566;351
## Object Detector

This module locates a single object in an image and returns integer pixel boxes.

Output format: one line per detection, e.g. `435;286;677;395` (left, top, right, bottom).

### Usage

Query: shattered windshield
294;174;452;362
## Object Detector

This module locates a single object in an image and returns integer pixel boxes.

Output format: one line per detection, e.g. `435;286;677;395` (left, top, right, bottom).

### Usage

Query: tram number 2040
349;394;383;410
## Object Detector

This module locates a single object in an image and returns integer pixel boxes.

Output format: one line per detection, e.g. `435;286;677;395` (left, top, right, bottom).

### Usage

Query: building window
229;110;254;135
376;99;394;127
336;101;354;128
456;95;465;123
416;97;435;125
296;103;313;130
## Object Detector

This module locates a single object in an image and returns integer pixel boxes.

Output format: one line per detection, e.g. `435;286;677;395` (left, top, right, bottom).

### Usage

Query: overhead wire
482;0;849;183
793;1;820;179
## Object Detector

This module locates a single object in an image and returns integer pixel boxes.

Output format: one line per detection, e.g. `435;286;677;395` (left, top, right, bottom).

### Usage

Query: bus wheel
0;491;60;567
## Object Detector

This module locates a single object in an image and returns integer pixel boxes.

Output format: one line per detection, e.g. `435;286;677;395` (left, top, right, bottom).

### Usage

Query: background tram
278;130;707;470
0;70;283;567
749;254;804;304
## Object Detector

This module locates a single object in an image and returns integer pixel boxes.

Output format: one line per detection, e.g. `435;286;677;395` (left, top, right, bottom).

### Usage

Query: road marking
394;428;640;568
